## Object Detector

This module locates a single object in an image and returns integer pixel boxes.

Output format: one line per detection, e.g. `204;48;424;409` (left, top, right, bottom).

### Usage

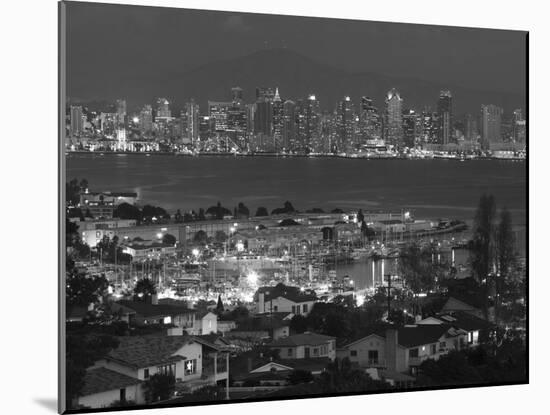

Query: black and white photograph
58;1;528;413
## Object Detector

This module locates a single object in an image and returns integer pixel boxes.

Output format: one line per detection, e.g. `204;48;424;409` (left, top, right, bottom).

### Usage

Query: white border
0;0;546;414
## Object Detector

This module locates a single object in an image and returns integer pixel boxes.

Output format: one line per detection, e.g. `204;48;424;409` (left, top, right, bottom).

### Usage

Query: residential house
114;300;196;329
77;367;143;409
440;297;485;319
84;332;228;408
255;283;317;316
230;313;292;341
266;332;336;360
338;325;468;375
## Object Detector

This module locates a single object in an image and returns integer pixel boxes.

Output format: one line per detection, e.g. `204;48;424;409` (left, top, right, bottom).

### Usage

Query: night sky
66;1;526;105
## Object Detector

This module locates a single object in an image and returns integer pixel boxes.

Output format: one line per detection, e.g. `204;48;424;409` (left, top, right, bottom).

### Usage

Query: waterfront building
384;88;404;147
69;105;84;137
254;96;273;140
512;109;526;144
420;109;438;145
481;104;503;149
437;90;453;145
198;115;213;141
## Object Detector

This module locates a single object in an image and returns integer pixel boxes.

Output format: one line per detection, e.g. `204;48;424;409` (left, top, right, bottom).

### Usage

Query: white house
77;367;143;409
82;333;228;409
266;332;336;360
338;325;468;375
189;311;218;335
255;284;317;316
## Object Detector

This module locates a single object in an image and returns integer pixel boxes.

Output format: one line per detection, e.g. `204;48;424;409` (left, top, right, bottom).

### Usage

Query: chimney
247;357;253;373
384;327;398;372
151;294;158;305
258;292;265;313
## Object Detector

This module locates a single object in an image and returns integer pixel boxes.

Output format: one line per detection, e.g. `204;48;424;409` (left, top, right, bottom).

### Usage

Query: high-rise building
115;99;127;127
464;113;478;142
384;88;404;146
481;104;503;149
437;90;453;145
305;94;321;152
208;101;232;132
184;100;199;143
69;105;84;137
155;98;172;120
282;100;296;151
402;109;420;148
421;109;438;145
358;96;381;143
512;109;526;144
254;92;273;138
272;88;284;151
231;86;244;104
335;96;356;153
294;99;306;151
139;105;153;135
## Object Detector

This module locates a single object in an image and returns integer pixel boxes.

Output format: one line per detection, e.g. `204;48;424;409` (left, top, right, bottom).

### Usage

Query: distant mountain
70;48;526;116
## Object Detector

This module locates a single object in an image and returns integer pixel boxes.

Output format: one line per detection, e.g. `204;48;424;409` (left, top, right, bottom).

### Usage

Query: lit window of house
184;359;196;375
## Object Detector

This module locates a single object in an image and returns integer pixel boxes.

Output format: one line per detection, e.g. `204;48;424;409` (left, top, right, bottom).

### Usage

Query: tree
331;208;344;214
216;294;224;314
133;278;157;302
470;194;497;319
357;209;365;223
66;272;109;309
495;207;517;325
237;202;250;218
288;370;314;385
162;234;177;246
174;209;183;223
255;206;268;217
194;230;208;245
113;202;142;222
290;314;308;334
144;373;176;403
214;230;228;243
66;334;119;409
198;208;206;221
272;200;296;215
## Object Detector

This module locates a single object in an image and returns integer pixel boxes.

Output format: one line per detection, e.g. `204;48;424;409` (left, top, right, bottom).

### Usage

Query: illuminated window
287;348;293;357
144;369;149;379
184;359;196;375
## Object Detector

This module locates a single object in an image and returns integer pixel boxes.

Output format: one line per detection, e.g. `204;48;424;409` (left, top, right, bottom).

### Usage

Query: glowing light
356;294;365;307
192;248;199;257
247;270;259;286
132;116;139;123
236;241;245;252
156;233;163;239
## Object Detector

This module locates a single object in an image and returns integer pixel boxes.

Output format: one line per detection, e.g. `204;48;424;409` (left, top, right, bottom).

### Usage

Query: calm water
67;154;526;289
67;154;526;223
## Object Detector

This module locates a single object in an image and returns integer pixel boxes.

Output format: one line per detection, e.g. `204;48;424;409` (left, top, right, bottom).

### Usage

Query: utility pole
385;273;392;322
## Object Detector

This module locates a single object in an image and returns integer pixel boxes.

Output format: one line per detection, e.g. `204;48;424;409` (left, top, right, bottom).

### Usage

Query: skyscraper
335;96;355;153
512;109;526;144
481;104;503;149
282;100;296;151
421;109;438;145
185;100;199;143
208;101;231;132
384;88;404;146
139;104;153;135
464;113;478;142
402;109;420;148
115;98;127;128
305;94;321;152
155;98;172;120
358;96;381;143
437;90;453;145
272;88;284;151
254;89;273;139
69;105;84;136
231;86;244;104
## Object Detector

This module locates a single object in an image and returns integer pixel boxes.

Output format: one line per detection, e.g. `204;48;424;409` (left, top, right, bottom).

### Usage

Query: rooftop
116;300;195;318
255;283;317;303
267;332;335;348
80;367;142;396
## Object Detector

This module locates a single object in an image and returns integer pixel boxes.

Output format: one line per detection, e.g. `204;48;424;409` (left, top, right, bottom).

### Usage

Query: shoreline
65;150;526;162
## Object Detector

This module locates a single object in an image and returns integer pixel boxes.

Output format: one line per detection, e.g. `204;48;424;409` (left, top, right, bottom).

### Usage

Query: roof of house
267;332;334;348
116;300;195;318
106;335;194;368
437;312;494;331
342;325;457;349
255;283;317;303
80;367;142;397
236;314;291;332
441;297;481;313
